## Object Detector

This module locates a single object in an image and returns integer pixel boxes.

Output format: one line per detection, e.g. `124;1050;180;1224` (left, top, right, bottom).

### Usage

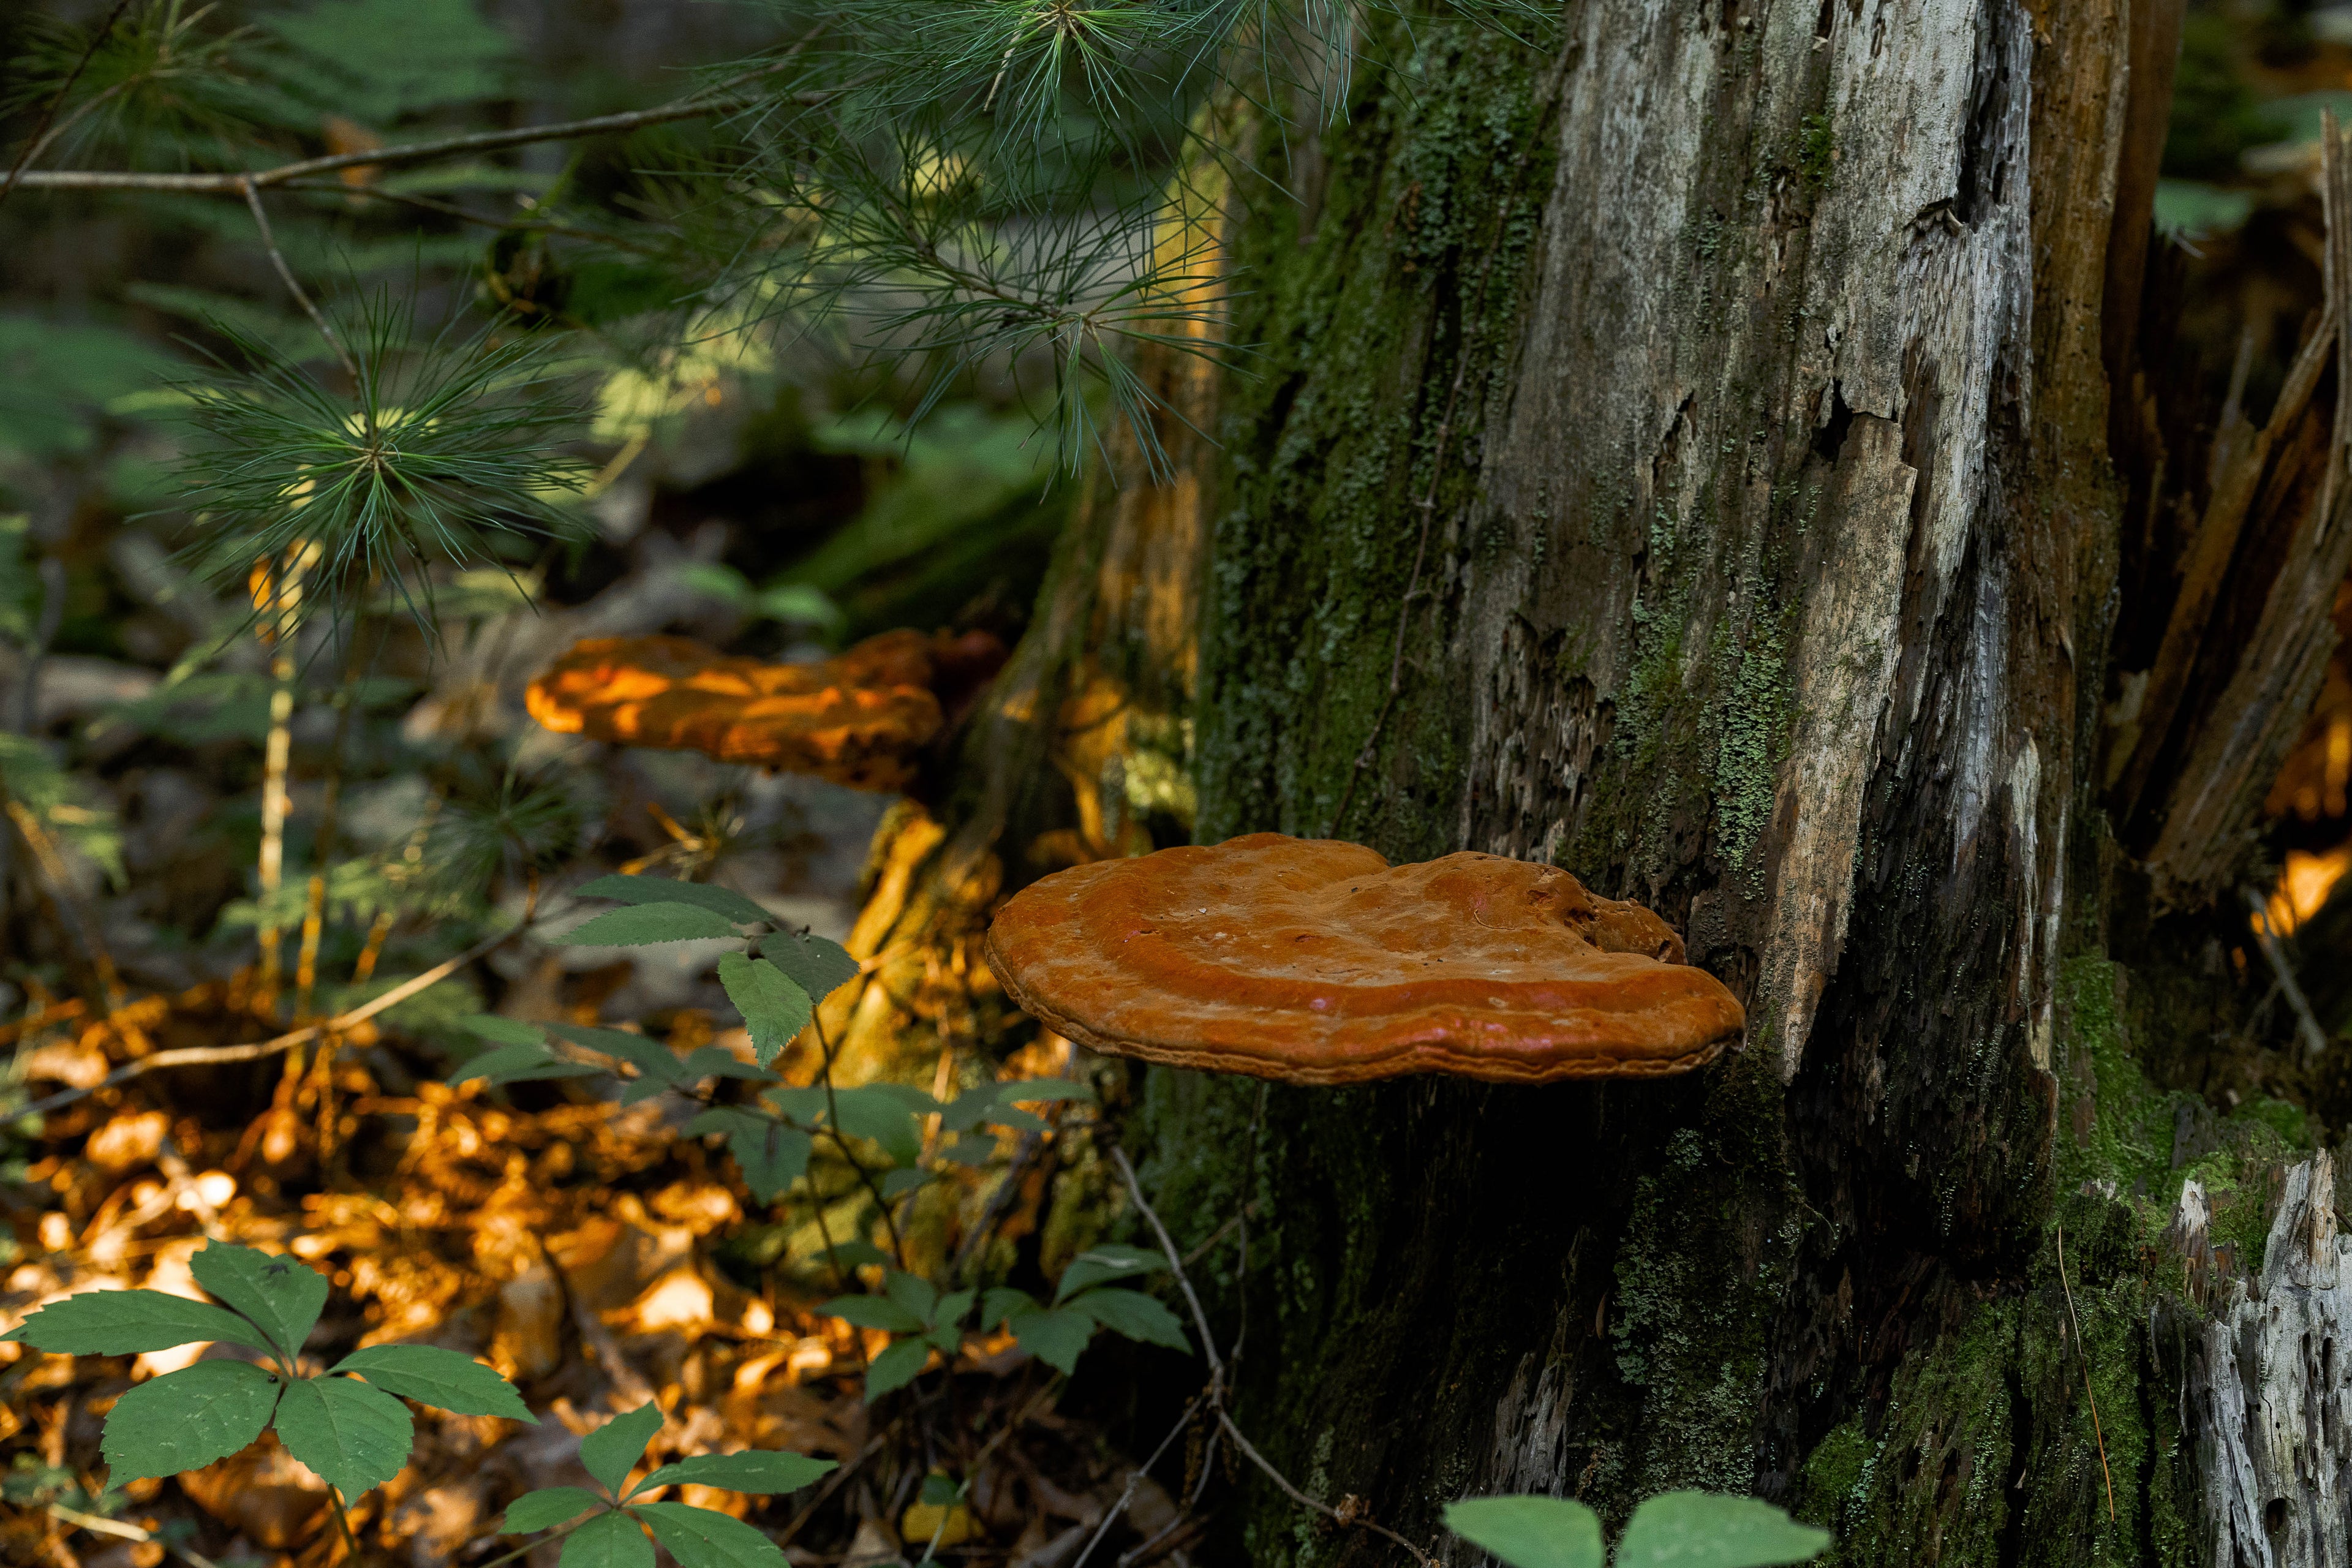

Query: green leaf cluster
1443;1493;1831;1568
495;1401;834;1568
2;1243;532;1498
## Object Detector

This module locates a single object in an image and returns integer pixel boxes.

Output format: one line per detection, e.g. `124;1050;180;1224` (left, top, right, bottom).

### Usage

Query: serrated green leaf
190;1245;328;1360
979;1287;1038;1329
883;1270;938;1325
581;1404;665;1497
939;1090;995;1134
861;1339;932;1401
940;1133;997;1166
559;903;742;946
820;1295;926;1334
762;1084;829;1124
1441;1496;1604;1568
100;1361;281;1482
560;1508;655;1568
878;1167;934;1199
826;1086;922;1166
1054;1243;1169;1304
2;1289;271;1357
994;1078;1096;1106
450;1044;603;1085
715;955;812;1068
1065;1288;1189;1352
459;1014;546;1046
1006;1308;1093;1375
573;875;774;929
331;1346;535;1422
730;1121;811;1205
1615;1493;1833;1568
500;1486;607;1533
684;1107;758;1139
274;1376;415;1498
757;930;861;1003
636;1500;788;1568
679;1047;777;1081
550;1025;684;1082
631;1450;835;1499
816;1239;892;1272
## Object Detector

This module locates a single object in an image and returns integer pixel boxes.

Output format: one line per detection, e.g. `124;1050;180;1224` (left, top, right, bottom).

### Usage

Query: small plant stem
466;1514;594;1568
327;1488;363;1565
243;179;360;379
1108;1147;1221;1385
810;1011;907;1267
2054;1224;2118;1525
296;626;369;1020
1107;1143;1437;1568
254;552;309;1010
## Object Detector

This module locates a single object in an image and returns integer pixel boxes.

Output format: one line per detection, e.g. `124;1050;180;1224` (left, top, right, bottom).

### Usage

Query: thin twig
810;1011;907;1266
1070;1394;1207;1568
1218;1414;1435;1567
2054;1224;2117;1526
47;1503;223;1568
2245;889;2332;1059
21;907;540;1118
1107;1144;1434;1567
1109;1146;1222;1384
0;0;134;212
12;63;836;194
243;181;360;379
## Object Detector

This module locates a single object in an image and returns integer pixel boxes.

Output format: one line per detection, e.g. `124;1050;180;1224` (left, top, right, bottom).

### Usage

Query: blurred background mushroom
524;627;1007;793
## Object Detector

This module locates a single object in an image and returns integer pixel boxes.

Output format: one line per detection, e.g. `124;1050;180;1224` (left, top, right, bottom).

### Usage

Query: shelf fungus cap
984;834;1744;1084
526;628;974;791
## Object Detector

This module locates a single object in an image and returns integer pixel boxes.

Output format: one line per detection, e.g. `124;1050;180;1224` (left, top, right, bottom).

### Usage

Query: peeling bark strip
2177;1153;2352;1568
1454;0;2060;1078
1756;415;1912;1076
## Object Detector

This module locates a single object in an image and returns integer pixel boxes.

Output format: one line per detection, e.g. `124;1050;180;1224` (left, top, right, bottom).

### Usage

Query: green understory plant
1;1241;537;1548
449;871;1191;1384
493;1400;836;1568
1445;1492;1832;1568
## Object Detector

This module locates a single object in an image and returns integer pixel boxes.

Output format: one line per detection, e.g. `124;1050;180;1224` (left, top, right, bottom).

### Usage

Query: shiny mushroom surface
983;833;1747;1084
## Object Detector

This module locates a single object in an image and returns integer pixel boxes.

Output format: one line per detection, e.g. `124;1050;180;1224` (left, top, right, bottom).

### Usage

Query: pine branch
8;67;833;195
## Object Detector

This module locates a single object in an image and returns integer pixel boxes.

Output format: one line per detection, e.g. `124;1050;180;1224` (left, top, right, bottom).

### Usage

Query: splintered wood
2174;1150;2352;1568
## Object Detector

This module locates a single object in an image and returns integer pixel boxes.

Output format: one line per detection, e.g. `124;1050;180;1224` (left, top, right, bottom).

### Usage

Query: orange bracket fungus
527;628;1006;792
983;834;1746;1084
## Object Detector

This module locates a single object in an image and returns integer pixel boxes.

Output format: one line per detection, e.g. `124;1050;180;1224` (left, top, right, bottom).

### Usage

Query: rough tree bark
1091;3;2348;1566
817;0;2352;1560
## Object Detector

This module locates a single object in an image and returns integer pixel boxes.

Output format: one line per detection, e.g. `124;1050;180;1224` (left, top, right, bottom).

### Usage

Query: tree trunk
1101;3;2348;1565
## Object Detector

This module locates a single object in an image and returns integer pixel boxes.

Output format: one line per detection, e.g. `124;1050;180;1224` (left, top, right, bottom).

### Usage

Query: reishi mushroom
526;628;1005;792
982;833;1744;1084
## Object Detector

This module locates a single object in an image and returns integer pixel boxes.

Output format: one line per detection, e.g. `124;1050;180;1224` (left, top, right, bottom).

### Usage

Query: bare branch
11;74;828;195
243;179;360;378
1109;1144;1223;1384
20;908;540;1119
